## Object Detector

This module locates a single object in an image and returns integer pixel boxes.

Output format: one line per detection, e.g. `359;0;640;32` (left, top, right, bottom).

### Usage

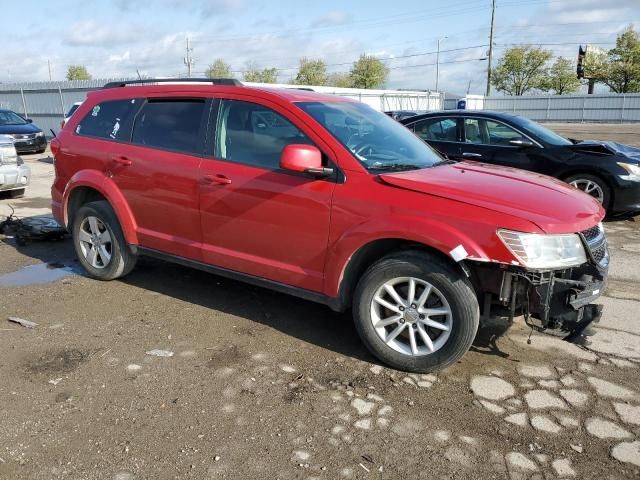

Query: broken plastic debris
449;245;469;262
145;349;174;357
8;317;38;328
48;378;63;386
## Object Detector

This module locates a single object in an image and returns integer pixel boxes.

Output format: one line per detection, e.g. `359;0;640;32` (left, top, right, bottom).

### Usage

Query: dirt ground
0;123;639;480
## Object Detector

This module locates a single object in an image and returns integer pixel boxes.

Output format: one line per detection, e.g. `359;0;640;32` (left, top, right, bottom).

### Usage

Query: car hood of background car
0;123;41;135
379;162;604;234
571;140;640;163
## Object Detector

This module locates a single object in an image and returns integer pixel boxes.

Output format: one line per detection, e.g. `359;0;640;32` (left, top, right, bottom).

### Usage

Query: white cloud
310;11;353;28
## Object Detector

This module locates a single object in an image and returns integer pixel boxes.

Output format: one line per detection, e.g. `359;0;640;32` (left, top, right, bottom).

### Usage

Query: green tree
294;58;328;86
349;54;388;89
66;65;92;81
604;26;640;93
243;64;278;83
327;72;353;88
491;46;552;96
205;59;233;78
545;57;581;95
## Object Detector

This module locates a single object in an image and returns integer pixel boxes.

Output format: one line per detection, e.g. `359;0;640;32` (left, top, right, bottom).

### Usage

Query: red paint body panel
51;83;605;303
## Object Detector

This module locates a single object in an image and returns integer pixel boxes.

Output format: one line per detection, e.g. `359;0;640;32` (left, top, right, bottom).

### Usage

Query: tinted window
297;101;442;172
65;104;81;118
515;116;571;146
76;99;137;140
412;118;457;142
132;99;205;154
464;118;527;146
215;100;311;170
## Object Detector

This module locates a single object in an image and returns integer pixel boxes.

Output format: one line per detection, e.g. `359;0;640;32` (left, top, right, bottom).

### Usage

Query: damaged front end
468;223;608;346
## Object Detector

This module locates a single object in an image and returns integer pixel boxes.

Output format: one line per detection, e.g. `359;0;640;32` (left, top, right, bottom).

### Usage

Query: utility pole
47;59;52;81
485;0;496;97
435;36;447;92
184;37;194;77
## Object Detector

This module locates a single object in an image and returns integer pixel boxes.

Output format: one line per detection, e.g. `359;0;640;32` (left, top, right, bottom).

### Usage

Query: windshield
296;101;443;172
515;116;572;146
0;111;27;126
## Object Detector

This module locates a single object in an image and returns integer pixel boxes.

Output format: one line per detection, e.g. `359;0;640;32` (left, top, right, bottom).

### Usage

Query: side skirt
136;247;343;311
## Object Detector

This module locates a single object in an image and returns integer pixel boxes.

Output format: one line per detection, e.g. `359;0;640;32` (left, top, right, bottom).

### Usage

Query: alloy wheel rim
78;216;112;269
570;179;604;204
370;277;452;356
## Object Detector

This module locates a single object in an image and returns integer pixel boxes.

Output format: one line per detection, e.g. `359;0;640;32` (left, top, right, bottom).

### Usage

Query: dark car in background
0;109;47;154
401;111;640;215
384;110;418;121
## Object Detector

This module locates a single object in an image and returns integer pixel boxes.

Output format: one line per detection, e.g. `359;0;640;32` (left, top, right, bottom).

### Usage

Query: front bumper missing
517;269;606;345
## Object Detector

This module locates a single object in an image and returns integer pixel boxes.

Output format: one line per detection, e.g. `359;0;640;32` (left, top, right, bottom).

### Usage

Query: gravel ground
0;125;639;480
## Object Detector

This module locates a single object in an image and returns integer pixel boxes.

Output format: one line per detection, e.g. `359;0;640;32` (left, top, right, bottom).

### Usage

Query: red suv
51;79;608;372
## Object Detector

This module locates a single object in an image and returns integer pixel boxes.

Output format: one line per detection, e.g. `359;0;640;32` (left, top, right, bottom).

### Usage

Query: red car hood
379;162;604;234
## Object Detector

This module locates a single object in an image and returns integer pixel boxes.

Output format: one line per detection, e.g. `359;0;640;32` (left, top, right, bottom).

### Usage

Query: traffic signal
577;45;587;79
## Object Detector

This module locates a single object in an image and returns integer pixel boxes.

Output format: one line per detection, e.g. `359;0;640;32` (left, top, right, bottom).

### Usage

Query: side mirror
280;144;333;177
509;138;534;147
26;118;33;124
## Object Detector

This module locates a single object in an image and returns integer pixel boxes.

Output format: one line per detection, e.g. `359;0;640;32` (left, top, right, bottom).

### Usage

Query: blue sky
2;0;638;95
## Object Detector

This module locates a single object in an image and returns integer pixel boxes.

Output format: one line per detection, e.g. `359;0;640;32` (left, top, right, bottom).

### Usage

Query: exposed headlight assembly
618;162;640;180
36;131;45;138
0;142;18;165
497;229;587;269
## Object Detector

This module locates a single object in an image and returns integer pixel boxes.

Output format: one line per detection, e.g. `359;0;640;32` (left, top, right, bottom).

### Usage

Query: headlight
36;131;45;138
618;162;640;179
497;229;587;269
0;142;18;165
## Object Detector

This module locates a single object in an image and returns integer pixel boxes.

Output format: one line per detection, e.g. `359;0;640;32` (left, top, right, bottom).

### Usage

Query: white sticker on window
91;105;100;117
110;118;121;139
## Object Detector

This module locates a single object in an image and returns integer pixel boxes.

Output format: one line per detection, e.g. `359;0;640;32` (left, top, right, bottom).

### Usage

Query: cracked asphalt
0;124;639;480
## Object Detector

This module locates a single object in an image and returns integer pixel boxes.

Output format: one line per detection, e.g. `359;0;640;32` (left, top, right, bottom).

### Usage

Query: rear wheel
566;174;610;209
72;200;136;280
352;251;479;373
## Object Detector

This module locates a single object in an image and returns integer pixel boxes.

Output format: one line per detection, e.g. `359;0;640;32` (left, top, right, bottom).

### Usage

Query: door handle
462;152;482;158
110;155;132;166
201;174;232;185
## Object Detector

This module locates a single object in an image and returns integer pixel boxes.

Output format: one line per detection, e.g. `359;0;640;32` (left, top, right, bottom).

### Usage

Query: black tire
352;251;479;373
9;188;25;198
36;148;46;154
72;200;136;280
565;173;611;210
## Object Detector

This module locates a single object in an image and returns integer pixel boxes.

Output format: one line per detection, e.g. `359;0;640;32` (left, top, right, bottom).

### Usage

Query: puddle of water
0;262;78;287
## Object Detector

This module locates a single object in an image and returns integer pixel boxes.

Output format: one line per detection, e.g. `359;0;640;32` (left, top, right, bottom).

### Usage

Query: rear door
197;97;336;292
407;116;462;160
110;97;208;260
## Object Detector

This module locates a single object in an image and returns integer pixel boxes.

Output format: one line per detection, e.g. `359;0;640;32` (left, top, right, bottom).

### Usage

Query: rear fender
63;170;138;245
325;214;490;297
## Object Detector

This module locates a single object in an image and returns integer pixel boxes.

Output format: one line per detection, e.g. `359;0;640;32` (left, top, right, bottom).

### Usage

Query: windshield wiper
431;159;456;167
367;163;423;172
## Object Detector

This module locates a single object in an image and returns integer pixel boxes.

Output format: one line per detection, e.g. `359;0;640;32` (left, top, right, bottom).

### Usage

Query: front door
198;98;336;292
461;117;539;169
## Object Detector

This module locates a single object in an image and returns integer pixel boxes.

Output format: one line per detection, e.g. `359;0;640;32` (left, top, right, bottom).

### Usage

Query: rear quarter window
75;99;138;141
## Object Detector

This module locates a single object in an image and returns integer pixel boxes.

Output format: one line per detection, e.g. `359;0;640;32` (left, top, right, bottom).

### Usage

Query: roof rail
102;78;243;89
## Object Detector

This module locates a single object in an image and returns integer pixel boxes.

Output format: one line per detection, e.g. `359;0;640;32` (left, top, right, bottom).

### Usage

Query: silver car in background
0;134;30;197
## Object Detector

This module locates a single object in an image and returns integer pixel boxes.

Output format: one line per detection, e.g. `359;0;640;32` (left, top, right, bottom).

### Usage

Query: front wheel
566;174;610;210
352;251;479;373
72;200;136;280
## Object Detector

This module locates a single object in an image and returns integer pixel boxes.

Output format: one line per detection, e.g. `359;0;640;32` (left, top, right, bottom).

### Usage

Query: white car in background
0;134;30;198
61;101;83;128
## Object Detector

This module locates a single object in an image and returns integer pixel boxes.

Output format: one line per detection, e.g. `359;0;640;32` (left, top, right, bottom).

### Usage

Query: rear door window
75;99;138;140
131;99;206;155
412;117;458;142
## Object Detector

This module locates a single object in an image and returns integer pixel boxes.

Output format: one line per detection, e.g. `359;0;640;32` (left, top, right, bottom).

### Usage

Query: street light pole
436;36;447;92
485;0;496;96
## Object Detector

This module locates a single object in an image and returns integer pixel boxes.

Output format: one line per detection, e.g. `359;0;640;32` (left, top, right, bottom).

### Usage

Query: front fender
63;170;138;245
324;214;493;298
